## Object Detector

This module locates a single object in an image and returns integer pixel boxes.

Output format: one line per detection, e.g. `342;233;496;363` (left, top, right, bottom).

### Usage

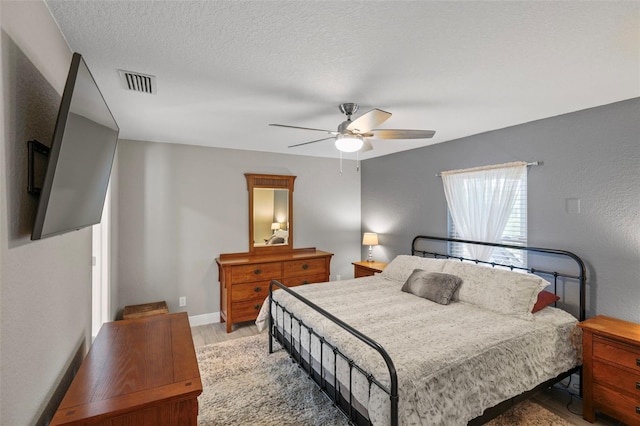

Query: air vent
118;70;156;94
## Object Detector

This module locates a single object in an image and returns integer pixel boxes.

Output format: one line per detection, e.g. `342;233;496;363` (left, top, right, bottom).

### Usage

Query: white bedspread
256;275;580;426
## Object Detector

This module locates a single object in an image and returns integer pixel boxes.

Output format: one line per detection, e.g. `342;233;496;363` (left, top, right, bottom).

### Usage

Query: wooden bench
122;300;169;320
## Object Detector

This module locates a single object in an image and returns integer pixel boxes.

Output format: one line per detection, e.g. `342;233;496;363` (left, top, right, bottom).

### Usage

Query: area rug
196;334;574;426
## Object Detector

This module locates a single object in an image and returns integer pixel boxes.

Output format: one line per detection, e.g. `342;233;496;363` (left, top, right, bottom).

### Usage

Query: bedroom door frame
91;182;112;340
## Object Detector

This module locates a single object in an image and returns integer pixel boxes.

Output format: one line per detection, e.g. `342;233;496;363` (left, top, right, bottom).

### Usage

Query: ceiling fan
269;103;436;153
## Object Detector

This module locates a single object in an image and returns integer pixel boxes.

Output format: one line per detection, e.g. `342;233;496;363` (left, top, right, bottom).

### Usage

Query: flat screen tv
32;52;119;240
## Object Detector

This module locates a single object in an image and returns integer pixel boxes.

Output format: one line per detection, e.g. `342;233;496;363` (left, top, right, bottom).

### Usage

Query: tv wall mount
27;139;50;196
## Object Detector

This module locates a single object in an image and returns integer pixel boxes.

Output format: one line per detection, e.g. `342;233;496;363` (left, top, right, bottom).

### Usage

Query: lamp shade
362;232;378;246
271;222;280;230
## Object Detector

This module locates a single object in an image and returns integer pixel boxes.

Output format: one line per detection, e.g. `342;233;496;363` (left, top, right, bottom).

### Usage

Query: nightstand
579;315;640;425
352;261;387;278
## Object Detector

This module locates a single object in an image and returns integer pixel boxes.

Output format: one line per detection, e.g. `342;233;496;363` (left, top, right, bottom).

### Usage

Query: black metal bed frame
267;235;587;426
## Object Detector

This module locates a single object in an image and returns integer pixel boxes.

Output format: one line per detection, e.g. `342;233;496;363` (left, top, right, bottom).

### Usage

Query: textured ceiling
45;1;639;159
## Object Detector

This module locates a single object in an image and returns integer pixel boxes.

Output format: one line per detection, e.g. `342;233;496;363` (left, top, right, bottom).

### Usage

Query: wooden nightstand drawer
593;361;640;396
231;281;272;302
283;258;326;277
594;336;640;373
593;383;640;426
231;262;282;283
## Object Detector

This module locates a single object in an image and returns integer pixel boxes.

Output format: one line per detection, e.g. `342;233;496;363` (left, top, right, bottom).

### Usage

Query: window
442;162;527;268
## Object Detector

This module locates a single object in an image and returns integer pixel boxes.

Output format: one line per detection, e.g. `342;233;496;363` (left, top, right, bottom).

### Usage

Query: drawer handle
303;280;309;285
254;286;262;292
254;304;261;310
637;358;640;367
302;264;309;270
254;269;261;275
636;406;640;415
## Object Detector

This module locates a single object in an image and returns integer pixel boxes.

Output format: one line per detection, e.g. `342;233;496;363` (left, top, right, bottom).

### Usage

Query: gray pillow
266;236;285;245
401;269;463;305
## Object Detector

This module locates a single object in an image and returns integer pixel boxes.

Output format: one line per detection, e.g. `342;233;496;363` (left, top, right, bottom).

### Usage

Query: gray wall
1;2;93;425
362;98;640;322
116;140;361;317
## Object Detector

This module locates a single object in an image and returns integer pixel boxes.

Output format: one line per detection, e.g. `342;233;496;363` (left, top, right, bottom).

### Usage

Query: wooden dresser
352;261;387;278
50;313;202;425
579;315;640;425
216;248;333;332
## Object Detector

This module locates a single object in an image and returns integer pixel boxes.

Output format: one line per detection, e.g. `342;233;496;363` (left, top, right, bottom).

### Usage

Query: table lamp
362;232;379;262
271;222;280;234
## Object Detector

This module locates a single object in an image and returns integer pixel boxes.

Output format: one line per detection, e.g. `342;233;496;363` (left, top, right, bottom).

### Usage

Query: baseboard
188;311;220;327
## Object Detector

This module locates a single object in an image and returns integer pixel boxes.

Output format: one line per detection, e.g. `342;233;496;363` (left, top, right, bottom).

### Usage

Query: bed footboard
268;279;398;426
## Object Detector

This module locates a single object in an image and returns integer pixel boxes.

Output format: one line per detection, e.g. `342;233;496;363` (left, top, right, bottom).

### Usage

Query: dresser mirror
245;173;296;253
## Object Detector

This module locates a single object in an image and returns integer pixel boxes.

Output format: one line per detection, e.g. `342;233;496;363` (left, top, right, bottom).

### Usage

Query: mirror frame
245;173;296;254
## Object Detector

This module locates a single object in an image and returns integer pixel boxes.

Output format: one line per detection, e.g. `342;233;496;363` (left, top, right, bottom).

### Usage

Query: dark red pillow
532;290;560;313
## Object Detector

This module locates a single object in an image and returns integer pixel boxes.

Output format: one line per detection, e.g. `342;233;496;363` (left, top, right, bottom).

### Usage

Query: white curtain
441;161;527;261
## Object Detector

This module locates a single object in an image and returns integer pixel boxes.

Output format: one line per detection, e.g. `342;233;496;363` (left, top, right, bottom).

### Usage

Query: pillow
274;229;288;238
401;270;463;305
380;255;446;283
441;260;549;320
266;236;285;245
532;290;560;313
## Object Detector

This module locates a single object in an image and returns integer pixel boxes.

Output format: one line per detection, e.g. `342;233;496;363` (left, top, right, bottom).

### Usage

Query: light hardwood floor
191;321;624;426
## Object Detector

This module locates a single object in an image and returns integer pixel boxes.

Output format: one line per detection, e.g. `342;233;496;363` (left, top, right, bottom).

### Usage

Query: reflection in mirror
253;188;289;246
245;173;296;253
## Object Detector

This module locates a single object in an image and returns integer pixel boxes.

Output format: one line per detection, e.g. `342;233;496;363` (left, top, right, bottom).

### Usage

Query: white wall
116;140;361;320
1;2;93;424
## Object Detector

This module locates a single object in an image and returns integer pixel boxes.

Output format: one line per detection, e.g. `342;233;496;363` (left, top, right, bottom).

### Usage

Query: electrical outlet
179;296;186;307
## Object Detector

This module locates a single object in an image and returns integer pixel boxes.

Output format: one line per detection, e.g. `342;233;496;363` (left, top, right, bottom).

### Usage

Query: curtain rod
435;161;542;177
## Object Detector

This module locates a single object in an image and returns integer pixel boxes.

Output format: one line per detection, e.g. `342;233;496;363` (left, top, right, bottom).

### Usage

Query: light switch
566;198;581;214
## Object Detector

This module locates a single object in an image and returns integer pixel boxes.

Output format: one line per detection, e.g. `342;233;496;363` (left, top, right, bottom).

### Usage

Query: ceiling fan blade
370;129;436;139
346;109;392;134
288;136;335;148
270;123;338;135
361;139;374;152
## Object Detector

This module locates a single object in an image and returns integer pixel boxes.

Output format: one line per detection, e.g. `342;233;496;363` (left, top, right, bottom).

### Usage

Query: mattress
256;273;580;425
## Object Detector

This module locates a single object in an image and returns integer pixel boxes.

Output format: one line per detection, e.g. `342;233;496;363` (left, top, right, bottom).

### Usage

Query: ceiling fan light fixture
335;134;363;152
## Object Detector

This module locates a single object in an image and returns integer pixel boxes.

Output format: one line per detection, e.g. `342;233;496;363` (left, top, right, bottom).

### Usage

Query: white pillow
380;255;446;283
441;260;549;320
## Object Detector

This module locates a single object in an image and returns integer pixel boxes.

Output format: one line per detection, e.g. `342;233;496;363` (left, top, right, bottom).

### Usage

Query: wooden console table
50;312;202;425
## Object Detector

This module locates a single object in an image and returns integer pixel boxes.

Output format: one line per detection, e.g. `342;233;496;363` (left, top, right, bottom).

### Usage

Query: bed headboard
411;235;586;321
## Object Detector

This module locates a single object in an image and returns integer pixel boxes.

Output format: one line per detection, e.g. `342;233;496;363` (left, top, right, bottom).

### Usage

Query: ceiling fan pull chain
356;151;360;172
340;151;343;174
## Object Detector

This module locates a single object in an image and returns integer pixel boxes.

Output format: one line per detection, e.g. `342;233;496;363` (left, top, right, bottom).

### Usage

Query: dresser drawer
231;281;272;302
282;273;327;288
283;258;326;277
593;383;640;426
594;336;640;373
231;262;282;283
231;300;264;322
